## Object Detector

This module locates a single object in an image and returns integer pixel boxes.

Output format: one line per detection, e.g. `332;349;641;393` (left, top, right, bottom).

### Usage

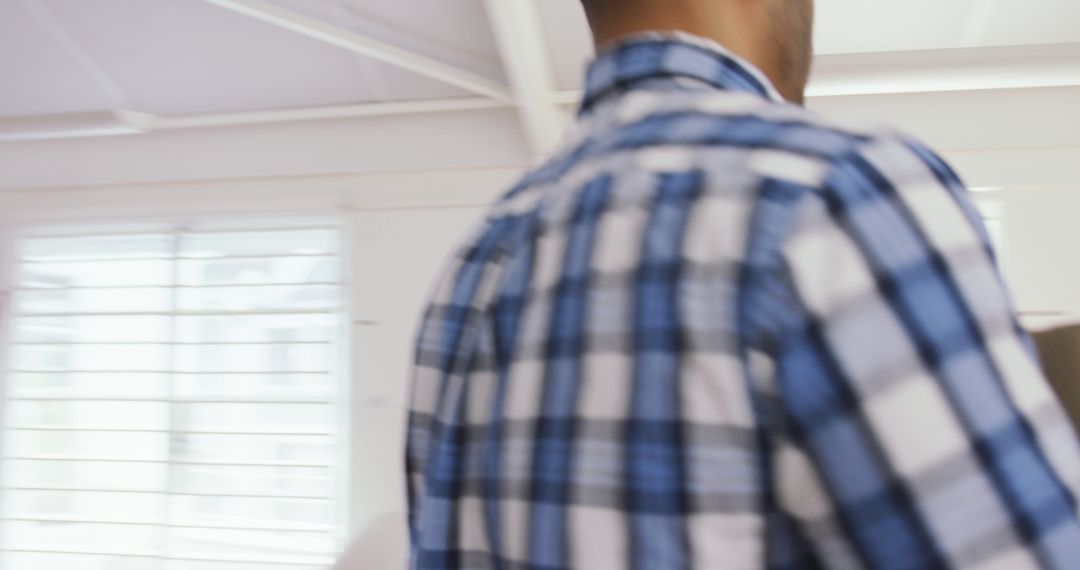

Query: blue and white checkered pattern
406;33;1080;569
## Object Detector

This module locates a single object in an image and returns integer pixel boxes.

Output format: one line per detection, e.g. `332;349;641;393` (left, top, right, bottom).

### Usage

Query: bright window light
0;217;348;570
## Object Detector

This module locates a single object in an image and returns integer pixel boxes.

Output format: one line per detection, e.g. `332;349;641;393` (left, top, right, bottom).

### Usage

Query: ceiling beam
483;0;566;159
0;111;148;142
147;98;510;130
200;0;512;101
0;99;511;142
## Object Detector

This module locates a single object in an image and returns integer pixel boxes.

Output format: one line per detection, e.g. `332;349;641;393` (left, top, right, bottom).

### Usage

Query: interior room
0;0;1078;568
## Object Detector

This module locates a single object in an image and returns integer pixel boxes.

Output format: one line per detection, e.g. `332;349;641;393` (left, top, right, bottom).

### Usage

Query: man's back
406;34;1080;569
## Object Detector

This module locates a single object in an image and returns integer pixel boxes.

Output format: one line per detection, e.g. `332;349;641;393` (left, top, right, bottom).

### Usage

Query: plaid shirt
406;33;1080;569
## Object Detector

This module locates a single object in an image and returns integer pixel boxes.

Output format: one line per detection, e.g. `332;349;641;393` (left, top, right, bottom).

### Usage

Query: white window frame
0;211;356;568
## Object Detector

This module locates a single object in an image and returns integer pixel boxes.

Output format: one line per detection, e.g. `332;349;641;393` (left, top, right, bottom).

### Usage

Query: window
0;217;349;570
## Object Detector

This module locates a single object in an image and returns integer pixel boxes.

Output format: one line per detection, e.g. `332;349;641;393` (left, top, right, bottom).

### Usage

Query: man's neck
585;2;790;102
589;2;754;57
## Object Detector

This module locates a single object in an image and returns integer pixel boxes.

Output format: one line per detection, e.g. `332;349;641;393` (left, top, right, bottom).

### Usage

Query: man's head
580;0;815;104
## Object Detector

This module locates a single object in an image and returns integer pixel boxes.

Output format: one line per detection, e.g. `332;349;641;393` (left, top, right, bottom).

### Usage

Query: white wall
807;87;1080;190
0;109;530;191
347;206;486;555
0;166;522;565
0;103;534;565
995;187;1080;329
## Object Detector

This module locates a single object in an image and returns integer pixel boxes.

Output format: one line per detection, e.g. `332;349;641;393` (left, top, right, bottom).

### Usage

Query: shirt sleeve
766;137;1080;569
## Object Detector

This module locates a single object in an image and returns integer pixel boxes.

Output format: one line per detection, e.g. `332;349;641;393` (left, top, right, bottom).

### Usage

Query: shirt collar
579;32;786;115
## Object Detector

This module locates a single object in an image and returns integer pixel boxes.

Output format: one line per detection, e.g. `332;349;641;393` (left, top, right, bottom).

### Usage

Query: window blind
0;217;347;570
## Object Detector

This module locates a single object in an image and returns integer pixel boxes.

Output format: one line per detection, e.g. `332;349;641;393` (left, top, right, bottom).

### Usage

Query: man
406;0;1080;567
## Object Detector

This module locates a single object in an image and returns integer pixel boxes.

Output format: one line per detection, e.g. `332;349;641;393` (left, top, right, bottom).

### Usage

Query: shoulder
574;89;950;191
692;97;968;207
491;91;966;236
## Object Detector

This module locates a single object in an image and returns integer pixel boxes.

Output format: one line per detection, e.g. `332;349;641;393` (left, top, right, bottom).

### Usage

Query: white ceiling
0;0;483;118
1;0;1078;144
